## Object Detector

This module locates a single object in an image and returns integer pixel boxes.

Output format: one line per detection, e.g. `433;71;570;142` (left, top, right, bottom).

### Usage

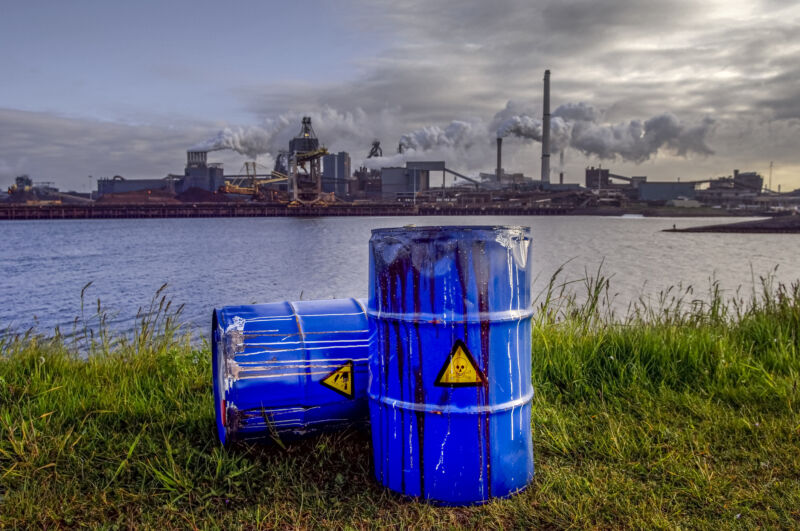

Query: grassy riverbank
1;278;799;528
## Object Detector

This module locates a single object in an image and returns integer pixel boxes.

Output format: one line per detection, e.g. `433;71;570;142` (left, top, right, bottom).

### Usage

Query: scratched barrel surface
212;298;369;445
368;226;534;505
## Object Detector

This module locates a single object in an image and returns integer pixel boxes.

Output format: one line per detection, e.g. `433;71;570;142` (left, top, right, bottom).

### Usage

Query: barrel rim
365;307;535;323
371;225;529;235
211;308;229;445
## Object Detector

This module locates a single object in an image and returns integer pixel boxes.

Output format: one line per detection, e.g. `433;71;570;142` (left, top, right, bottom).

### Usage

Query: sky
1;0;799;192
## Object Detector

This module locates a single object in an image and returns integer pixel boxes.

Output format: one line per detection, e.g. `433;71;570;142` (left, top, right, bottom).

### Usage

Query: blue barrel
212;298;370;445
368;226;534;505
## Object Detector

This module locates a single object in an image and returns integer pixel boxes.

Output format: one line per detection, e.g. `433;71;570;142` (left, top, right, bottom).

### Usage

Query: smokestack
496;137;502;180
187;150;207;167
541;69;550;183
559;150;564;184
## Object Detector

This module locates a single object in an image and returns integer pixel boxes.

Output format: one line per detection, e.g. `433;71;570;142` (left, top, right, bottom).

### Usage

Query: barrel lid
371;225;529;235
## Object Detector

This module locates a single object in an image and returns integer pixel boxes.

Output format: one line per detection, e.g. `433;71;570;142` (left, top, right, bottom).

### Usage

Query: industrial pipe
541;70;551;183
496;137;503;180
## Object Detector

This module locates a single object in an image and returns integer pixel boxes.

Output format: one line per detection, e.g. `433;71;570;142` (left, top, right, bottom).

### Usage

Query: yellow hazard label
435;339;485;387
320;361;354;399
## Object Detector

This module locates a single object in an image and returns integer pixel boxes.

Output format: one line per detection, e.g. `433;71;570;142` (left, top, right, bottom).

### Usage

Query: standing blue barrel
368;226;534;505
212;298;370;445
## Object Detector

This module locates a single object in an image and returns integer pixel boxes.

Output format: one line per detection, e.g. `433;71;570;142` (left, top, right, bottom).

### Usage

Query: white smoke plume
191;101;714;177
495;115;573;152
192;107;398;167
358;119;490;171
191;121;287;159
399;120;479;151
362;153;408;170
568;112;714;162
494;101;714;163
552;102;600;122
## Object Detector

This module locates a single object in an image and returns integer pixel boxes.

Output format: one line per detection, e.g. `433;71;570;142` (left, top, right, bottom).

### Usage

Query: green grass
1;277;799;528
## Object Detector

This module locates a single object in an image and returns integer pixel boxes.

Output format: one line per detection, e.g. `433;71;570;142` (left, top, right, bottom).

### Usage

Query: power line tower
769;161;774;193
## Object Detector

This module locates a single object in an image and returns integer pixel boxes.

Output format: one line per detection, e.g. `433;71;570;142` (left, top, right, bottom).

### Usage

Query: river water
1;216;798;337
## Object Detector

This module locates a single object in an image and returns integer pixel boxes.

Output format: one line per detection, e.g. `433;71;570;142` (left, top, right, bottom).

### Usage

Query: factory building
697;170;763;205
380;165;431;201
97;151;225;197
732;169;763;191
5;175;92;204
321;152;351;197
637;182;698;202
478;171;535;189
585;167;610;189
352;166;382;199
181;151;225;193
541;181;582;192
97;176;173;196
374;162;456;201
407;161;446;189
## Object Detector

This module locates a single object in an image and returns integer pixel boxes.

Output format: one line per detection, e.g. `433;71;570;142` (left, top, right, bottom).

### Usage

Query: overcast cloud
1;0;798;191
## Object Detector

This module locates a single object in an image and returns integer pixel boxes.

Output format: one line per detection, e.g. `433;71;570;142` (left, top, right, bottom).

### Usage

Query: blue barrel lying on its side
368;226;534;505
212;298;370;445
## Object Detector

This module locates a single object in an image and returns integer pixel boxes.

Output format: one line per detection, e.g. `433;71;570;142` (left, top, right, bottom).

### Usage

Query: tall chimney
541;69;551;183
559;150;564;184
496;137;503;180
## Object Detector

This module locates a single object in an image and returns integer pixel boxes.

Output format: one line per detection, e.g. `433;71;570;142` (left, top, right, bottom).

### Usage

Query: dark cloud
246;0;799;130
0;108;221;188
2;0;799;189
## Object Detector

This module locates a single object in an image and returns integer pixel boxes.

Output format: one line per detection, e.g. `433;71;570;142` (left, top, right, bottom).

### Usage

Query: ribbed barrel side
212;298;369;444
368;226;534;505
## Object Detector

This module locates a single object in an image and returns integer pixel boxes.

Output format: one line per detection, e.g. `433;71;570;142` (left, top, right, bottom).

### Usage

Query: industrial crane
295;148;329;164
219;161;289;198
288;117;329;203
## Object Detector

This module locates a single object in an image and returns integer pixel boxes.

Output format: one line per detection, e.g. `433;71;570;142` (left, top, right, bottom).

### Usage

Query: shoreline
0;202;773;220
665;214;800;233
2;276;798;527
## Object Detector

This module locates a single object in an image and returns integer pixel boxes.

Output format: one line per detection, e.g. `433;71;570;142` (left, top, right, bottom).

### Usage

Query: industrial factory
4;70;799;217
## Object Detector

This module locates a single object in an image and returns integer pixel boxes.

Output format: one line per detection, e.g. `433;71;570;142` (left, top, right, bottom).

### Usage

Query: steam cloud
190;114;293;159
191;101;714;175
376;101;714;171
495;102;714;163
361;153;407;170
354;120;481;170
191;126;275;158
399;121;479;151
191;107;394;165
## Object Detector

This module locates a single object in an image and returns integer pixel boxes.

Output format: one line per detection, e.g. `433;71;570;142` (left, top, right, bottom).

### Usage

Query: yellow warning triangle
320;361;354;399
435;340;484;387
